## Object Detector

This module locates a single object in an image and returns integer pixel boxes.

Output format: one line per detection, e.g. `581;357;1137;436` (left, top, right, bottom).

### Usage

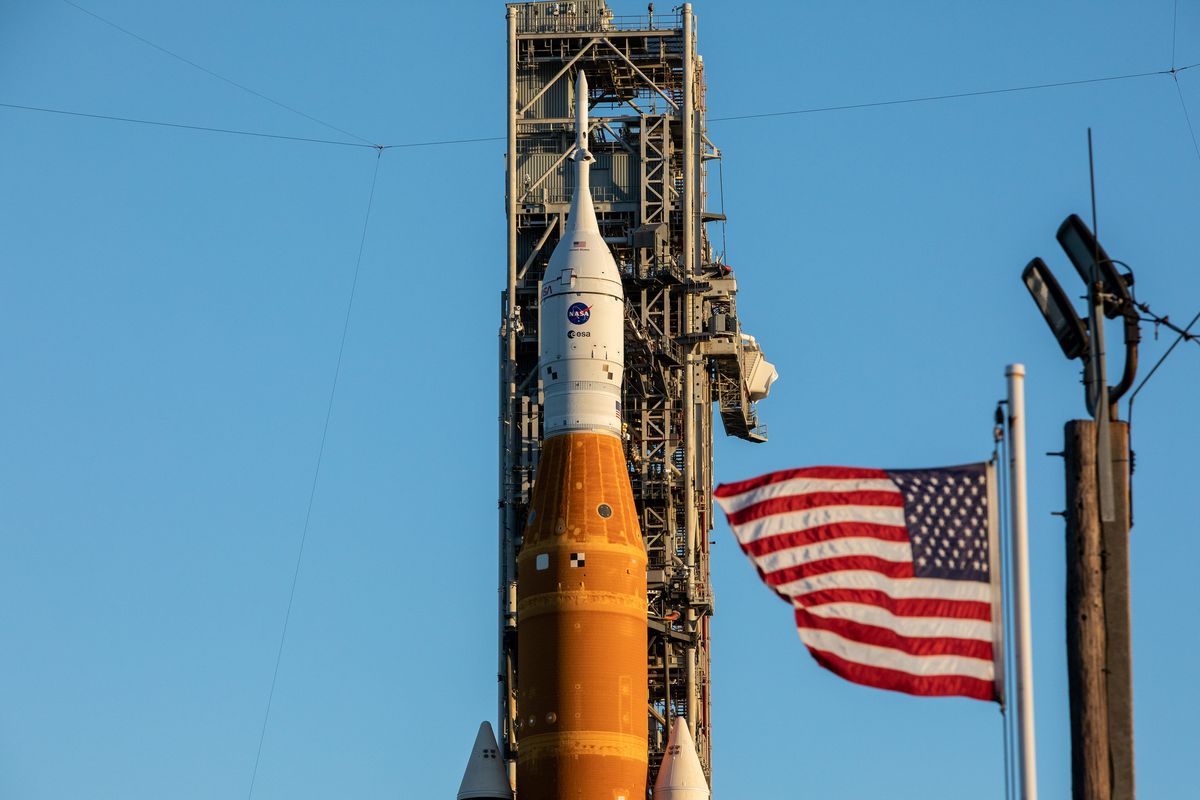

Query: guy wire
246;149;384;799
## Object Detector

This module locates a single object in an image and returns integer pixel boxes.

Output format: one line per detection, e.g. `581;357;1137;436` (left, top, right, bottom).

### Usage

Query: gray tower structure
499;1;776;789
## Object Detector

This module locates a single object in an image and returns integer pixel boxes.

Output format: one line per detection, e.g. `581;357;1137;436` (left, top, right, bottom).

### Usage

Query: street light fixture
1056;213;1133;319
1022;257;1089;361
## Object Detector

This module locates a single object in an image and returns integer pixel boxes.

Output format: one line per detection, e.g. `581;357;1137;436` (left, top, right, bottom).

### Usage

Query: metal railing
537;185;626;204
515;7;681;34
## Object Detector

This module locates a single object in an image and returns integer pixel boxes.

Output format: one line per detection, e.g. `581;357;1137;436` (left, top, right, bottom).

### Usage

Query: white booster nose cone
456;721;511;800
653;717;710;799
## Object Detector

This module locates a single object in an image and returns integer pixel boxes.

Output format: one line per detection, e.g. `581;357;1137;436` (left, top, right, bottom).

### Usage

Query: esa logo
567;302;591;325
567;330;591;339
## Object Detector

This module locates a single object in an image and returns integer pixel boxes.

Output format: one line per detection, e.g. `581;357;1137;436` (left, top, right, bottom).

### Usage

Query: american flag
714;463;1002;702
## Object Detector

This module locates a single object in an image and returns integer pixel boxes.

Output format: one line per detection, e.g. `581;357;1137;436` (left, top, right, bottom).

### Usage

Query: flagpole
1007;363;1039;800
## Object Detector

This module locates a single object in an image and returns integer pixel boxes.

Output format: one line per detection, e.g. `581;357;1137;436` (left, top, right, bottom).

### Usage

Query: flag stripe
717;478;900;514
742;522;910;557
735;505;907;543
727;490;905;525
798;627;994;680
797;608;994;660
764;555;916;587
776;571;992;603
807;645;997;701
753;537;913;574
795;589;992;621
804;602;994;640
714;466;890;499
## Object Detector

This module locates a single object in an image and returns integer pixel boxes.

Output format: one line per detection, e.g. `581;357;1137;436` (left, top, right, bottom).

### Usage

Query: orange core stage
515;432;648;799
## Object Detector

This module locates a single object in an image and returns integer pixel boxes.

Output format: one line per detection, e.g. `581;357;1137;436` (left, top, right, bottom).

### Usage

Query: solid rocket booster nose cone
653;718;710;800
456;721;511;800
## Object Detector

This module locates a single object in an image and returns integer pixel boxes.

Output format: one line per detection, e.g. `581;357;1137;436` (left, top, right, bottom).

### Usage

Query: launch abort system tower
499;1;776;788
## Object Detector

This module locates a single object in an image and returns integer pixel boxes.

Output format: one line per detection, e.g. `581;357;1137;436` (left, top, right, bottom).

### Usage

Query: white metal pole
1007;363;1039;800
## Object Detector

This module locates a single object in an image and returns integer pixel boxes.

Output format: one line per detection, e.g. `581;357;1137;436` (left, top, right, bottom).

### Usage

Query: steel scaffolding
499;1;772;790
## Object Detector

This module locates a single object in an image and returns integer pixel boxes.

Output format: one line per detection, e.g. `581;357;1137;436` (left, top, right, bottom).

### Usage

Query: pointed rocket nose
653;717;710;799
574;69;591;160
456;721;511;800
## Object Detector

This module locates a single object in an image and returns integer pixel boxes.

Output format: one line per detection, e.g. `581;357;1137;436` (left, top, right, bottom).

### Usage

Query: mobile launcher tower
461;2;777;797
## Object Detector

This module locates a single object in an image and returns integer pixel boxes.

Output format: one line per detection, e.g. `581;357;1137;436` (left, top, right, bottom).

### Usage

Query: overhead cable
0;101;375;149
59;0;377;146
1172;0;1180;70
0;102;506;151
383;136;505;149
1171;76;1200;166
245;149;384;799
7;65;1200;150
708;69;1172;122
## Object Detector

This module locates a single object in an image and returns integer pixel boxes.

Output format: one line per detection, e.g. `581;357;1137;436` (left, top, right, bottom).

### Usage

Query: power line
383;135;504;149
1172;0;1180;69
1171;74;1200;166
708;69;1170;122
245;148;384;799
0;102;506;151
48;0;1200;140
8;66;1200;151
0;101;375;149
1137;302;1200;347
1127;309;1200;429
596;59;1186;139
59;0;377;146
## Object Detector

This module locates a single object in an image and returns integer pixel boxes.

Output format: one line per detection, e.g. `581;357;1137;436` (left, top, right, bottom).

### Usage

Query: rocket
653;718;711;800
512;70;649;800
459;69;710;800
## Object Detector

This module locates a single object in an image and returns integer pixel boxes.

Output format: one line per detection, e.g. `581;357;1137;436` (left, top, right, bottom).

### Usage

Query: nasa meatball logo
567;302;591;325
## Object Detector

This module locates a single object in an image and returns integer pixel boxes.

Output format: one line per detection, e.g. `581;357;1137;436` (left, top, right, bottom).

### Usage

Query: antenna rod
1085;128;1116;522
1089;129;1097;240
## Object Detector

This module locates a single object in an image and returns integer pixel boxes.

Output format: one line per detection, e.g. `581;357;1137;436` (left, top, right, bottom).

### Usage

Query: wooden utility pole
1104;421;1135;800
1064;419;1134;800
1064;420;1110;800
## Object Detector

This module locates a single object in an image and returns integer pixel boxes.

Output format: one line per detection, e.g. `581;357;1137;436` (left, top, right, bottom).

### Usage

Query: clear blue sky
2;1;1198;798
